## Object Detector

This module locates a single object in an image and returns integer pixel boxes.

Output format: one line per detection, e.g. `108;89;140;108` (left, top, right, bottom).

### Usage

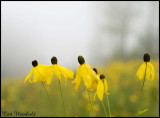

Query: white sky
1;1;158;78
2;1;95;78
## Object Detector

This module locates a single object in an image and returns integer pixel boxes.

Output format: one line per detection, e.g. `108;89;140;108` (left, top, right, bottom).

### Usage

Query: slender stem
58;80;67;117
106;94;111;117
101;100;108;117
137;62;147;115
86;89;96;117
41;82;57;116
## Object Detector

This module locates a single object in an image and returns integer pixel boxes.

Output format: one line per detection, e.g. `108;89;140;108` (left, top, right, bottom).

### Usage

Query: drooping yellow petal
96;75;101;81
85;63;98;81
25;64;54;84
24;68;34;84
150;63;155;81
146;62;150;80
72;66;82;92
89;80;98;91
37;64;52;81
81;71;92;89
28;78;32;83
103;79;108;93
136;62;146;80
89;75;99;91
32;69;41;83
57;64;74;84
49;65;62;82
81;63;98;89
146;62;155;80
45;72;54;85
96;80;104;101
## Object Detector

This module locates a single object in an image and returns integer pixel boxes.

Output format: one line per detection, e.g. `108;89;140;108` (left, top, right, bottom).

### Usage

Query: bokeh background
1;1;159;117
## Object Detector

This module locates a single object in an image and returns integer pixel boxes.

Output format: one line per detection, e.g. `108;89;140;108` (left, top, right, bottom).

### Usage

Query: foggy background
1;1;159;79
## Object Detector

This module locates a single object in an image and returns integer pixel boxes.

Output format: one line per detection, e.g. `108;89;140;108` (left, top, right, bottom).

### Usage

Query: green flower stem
41;82;57;116
58;80;67;117
106;94;111;117
86;89;96;117
137;62;147;115
101;100;108;117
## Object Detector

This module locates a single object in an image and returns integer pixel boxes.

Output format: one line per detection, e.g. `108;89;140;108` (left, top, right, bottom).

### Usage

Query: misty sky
1;1;159;79
2;1;95;78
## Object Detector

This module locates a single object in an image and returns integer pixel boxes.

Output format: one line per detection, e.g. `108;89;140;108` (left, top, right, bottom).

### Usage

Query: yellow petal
89;80;98;91
81;63;97;89
32;69;41;83
53;68;62;82
146;62;155;80
24;68;34;84
58;64;74;79
81;73;92;89
85;63;98;81
89;75;99;91
136;62;146;80
45;72;54;85
72;66;82;92
37;64;51;81
96;75;101;81
86;64;99;87
50;65;62;82
57;64;74;84
28;78;32;83
104;79;108;93
96;80;104;101
38;64;50;68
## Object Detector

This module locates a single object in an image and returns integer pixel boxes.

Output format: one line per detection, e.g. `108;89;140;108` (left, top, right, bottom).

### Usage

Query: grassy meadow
1;59;159;117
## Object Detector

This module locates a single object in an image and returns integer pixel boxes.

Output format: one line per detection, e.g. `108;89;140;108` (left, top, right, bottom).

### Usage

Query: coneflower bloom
136;53;155;116
47;56;74;85
93;72;108;101
136;53;155;80
93;68;111;117
24;60;52;83
72;56;98;92
49;56;73;117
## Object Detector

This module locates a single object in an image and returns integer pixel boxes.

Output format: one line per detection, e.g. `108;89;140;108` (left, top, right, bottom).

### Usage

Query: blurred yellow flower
93;103;100;112
47;56;74;85
1;99;5;107
129;94;138;103
136;53;155;80
72;56;98;92
24;60;53;84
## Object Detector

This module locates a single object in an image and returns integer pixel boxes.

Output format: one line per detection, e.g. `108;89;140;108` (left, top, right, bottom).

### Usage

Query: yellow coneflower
136;53;155;80
24;60;57;116
94;74;108;101
49;56;74;117
93;68;111;117
47;56;74;85
24;60;52;84
136;53;155;116
72;56;98;92
72;56;98;117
